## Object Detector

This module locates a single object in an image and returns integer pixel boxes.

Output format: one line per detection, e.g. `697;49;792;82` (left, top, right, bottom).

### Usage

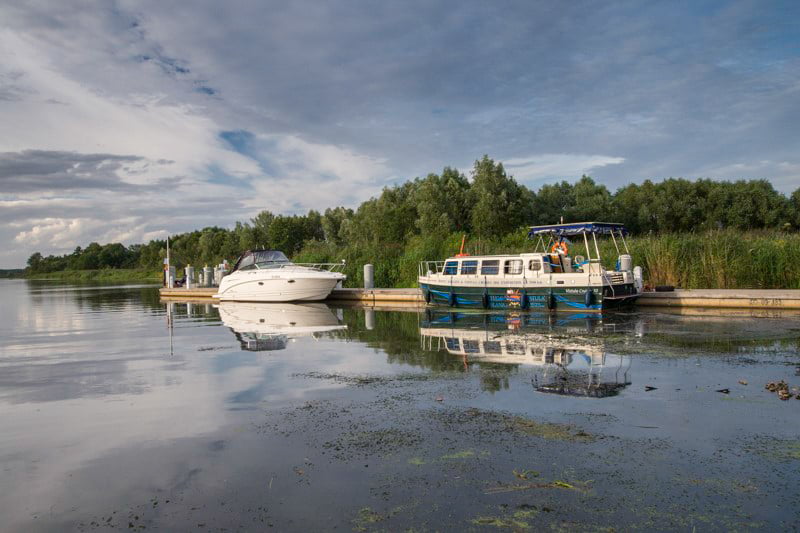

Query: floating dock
159;287;800;310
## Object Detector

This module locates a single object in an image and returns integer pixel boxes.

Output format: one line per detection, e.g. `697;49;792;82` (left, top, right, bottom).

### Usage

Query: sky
1;0;798;268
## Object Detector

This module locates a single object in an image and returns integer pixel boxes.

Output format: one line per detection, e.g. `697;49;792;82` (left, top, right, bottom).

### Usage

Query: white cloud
504;154;626;183
695;160;800;192
0;1;798;267
244;134;393;213
0;30;259;183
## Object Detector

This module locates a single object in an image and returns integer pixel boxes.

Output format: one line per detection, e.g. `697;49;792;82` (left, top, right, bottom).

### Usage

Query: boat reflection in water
420;310;634;397
217;302;346;351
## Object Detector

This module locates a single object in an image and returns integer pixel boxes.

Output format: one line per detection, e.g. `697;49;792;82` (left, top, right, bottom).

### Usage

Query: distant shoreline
22;269;161;283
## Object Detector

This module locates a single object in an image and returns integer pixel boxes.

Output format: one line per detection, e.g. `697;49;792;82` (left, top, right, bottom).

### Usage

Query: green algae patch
352;504;419;531
512;469;540;480
471;515;531;530
441;449;476;460
748;438;800;462
323;429;422;460
673;476;758;493
407;456;426;466
352;507;384;531
432;407;595;443
484;478;591;494
508;416;594;442
470;506;539;529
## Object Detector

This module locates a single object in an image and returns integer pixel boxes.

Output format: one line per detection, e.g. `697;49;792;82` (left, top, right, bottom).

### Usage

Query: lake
1;280;799;531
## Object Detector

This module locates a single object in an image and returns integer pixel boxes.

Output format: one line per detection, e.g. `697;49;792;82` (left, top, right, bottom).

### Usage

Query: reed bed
623;231;800;289
294;230;800;290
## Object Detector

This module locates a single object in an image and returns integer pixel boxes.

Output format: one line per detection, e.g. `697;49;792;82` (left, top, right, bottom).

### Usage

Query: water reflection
217;302;346;351
420;310;633;396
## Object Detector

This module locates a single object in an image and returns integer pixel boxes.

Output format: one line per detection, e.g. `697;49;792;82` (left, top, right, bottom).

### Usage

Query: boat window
463;340;480;353
506;343;525;355
528;259;541;271
460;260;478;275
504;259;523;275
236;253;255;271
481;260;499;275
443;261;458;275
484;341;502;354
254;251;289;263
445;338;460;351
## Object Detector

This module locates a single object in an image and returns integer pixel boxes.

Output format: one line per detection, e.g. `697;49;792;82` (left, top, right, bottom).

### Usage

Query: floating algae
441;449;476;460
470;506;540;530
431;407;595;443
748;437;800;462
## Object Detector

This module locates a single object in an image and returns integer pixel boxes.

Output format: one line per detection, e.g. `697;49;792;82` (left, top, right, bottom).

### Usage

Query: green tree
569;176;612;222
532;181;574;225
321;207;354;244
250;210;275;248
469;155;532;238
414;167;471;236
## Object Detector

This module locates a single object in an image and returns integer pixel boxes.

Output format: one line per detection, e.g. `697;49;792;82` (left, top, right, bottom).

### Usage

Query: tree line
25;155;800;278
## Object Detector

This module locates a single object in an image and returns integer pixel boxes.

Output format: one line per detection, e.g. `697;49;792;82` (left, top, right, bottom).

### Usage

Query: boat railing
419;260;446;277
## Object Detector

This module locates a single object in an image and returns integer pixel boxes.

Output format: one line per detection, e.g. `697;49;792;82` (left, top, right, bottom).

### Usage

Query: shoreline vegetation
19;156;800;290
23;269;161;283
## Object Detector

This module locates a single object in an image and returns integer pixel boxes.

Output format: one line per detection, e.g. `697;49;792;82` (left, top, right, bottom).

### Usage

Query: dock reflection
217;302;346;351
419;310;634;397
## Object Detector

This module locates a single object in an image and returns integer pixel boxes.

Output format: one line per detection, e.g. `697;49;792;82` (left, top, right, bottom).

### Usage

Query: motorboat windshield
232;250;291;272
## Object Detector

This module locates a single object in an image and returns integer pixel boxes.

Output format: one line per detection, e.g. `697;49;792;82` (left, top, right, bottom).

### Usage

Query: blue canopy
527;222;627;238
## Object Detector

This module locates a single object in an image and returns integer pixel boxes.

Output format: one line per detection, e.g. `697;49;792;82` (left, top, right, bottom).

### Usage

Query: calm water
1;280;799;531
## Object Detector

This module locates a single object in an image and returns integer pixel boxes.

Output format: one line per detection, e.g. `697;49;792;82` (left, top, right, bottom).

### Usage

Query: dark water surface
1;280;799;531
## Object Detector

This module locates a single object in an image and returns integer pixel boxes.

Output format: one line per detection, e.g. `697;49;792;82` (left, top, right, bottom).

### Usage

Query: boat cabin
231;250;291;272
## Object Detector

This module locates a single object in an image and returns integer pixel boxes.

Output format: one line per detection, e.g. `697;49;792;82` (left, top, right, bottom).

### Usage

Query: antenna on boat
455;234;469;257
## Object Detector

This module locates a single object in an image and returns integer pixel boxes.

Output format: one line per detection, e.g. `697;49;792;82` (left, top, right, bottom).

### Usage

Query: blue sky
0;0;798;267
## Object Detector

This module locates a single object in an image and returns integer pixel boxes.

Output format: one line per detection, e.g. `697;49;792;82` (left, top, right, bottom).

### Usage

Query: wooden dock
159;287;800;310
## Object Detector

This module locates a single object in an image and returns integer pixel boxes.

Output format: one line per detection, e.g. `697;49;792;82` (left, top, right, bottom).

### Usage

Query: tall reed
295;230;800;289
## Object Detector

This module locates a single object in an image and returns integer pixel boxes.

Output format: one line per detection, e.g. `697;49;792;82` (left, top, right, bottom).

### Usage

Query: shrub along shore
20;156;800;290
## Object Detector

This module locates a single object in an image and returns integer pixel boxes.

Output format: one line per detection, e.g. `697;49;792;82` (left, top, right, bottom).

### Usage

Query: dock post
364;264;374;289
365;308;375;330
185;265;194;289
204;266;214;287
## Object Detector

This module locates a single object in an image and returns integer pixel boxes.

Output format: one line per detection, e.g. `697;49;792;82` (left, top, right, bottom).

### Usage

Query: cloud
504;154;626;185
0;1;798;266
0;150;148;193
245;134;393;212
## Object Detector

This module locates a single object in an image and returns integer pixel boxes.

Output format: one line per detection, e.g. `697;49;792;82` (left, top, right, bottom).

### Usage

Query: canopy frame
528;222;630;263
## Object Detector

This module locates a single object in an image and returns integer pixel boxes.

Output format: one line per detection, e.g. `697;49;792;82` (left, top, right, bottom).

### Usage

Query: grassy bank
25;269;161;283
295;230;800;290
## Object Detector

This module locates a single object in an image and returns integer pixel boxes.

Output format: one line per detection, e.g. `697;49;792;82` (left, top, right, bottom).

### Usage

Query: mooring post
364;264;374;289
365;308;375;330
185;265;194;289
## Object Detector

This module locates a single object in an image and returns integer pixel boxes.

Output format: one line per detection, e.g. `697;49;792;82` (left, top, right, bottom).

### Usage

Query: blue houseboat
418;222;643;312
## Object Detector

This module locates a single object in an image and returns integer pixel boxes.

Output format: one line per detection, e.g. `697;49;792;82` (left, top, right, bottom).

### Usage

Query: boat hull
214;271;344;302
419;282;638;312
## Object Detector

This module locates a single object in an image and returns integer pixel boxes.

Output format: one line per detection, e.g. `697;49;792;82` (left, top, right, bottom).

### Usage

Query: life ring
550;241;569;255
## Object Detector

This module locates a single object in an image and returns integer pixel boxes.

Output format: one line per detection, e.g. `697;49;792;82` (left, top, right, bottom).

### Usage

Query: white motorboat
213;250;346;302
217;301;346;351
